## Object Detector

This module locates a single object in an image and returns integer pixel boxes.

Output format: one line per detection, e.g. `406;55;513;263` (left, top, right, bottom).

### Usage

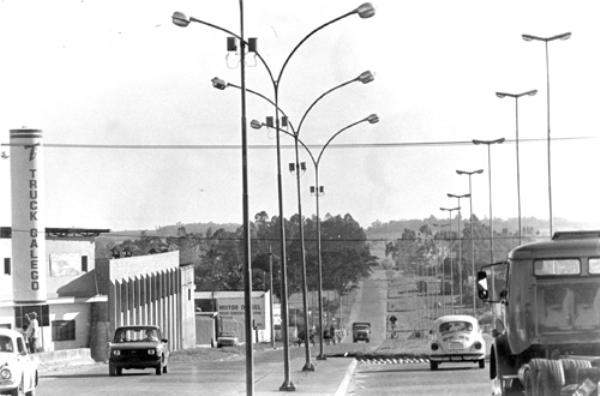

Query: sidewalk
252;355;356;396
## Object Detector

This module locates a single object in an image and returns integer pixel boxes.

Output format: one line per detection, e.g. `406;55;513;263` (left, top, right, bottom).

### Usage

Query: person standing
25;312;40;353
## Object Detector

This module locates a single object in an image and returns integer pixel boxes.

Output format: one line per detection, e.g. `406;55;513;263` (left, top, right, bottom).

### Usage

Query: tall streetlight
522;32;571;238
447;193;470;308
496;90;537;245
472;138;505;263
227;72;374;362
172;3;253;394
254;114;379;360
440;206;460;313
456;169;483;316
246;73;374;360
174;3;375;386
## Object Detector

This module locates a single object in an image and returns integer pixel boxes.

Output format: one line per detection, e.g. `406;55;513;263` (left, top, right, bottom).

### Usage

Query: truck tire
575;367;600;385
430;360;438;371
561;359;591;385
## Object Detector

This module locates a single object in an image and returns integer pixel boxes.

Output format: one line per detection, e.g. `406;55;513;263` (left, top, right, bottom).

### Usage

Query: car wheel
109;363;116;376
156;356;164;375
479;359;485;369
162;364;168;374
430;361;438;371
116;367;122;376
25;389;36;396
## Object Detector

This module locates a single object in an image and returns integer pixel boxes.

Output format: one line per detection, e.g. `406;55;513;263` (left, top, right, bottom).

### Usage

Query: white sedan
0;328;39;396
216;332;240;348
429;314;486;370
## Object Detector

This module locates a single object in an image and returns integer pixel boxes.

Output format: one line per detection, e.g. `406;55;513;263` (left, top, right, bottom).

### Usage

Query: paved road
348;361;491;395
37;344;352;396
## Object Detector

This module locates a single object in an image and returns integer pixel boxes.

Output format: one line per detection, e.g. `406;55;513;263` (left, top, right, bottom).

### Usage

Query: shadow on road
357;366;484;374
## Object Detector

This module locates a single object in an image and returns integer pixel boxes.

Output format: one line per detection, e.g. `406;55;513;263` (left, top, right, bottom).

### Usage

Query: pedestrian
329;325;336;345
25;312;40;353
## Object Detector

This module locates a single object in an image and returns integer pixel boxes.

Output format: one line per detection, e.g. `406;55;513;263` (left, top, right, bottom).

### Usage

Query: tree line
383;214;542;304
108;211;377;301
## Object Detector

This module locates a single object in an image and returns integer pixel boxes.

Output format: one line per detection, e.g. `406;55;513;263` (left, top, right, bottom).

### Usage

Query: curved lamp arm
217;79;297;134
172;12;276;85
276;3;375;85
252;121;316;166
316;114;379;165
296;70;373;136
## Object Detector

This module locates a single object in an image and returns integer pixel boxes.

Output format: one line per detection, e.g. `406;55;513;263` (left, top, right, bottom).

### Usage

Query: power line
0;135;596;150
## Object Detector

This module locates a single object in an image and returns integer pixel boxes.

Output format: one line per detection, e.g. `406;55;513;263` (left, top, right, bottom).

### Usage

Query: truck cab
352;322;371;343
477;231;600;395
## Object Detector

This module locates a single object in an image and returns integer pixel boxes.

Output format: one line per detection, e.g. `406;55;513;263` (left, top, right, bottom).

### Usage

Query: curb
334;358;357;396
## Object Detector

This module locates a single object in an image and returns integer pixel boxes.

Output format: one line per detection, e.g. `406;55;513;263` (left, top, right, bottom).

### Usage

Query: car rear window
439;321;473;334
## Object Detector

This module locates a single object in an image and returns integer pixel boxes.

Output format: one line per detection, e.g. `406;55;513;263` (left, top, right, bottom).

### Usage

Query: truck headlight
473;342;482;350
431;343;439;351
147;349;156;355
112;350;120;356
0;368;12;380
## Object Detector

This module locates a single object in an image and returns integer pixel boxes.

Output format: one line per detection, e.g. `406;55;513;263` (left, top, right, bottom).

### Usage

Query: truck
352;322;371;343
477;231;600;396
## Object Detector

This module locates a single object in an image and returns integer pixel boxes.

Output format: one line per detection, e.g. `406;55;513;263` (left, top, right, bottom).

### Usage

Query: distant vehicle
352;322;371;343
108;325;169;376
429;314;486;371
477;231;600;395
416;280;428;293
216;332;240;348
0;328;38;396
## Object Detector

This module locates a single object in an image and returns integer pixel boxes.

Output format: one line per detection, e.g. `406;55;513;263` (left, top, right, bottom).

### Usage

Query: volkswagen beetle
0;328;39;396
429;314;486;370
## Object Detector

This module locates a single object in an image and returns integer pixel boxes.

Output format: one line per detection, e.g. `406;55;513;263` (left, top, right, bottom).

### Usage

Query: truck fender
491;335;516;380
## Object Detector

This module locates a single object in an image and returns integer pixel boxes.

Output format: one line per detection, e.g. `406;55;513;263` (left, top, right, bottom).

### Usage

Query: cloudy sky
1;0;599;232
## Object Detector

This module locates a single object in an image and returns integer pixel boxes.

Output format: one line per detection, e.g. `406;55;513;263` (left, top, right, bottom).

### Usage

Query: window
81;256;88;272
534;259;580;276
3;258;9;275
52;320;76;341
16;337;27;355
589;258;600;274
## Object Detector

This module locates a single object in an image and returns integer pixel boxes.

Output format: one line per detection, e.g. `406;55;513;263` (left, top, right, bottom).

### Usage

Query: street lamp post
268;246;275;349
440;206;460;313
174;3;375;387
472;138;505;263
253;114;378;361
173;2;254;394
306;115;378;360
456;169;483;316
495;90;537;245
447;193;470;308
522;32;571;238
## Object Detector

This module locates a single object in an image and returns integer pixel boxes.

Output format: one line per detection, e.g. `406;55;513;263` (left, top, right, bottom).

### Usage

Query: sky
1;0;600;232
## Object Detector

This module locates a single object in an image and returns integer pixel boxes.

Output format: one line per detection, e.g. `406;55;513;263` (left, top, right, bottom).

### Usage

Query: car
108;325;169;376
216;332;239;348
429;314;486;371
0;328;39;396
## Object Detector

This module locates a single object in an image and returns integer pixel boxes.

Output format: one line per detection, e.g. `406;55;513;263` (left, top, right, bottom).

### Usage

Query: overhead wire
0;135;596;150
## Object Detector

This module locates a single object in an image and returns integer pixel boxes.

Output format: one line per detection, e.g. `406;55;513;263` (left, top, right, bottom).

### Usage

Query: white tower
10;128;47;304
